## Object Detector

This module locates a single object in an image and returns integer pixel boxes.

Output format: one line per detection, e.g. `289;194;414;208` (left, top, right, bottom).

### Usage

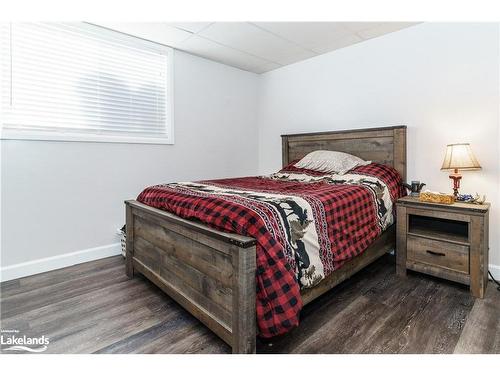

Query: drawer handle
426;250;446;257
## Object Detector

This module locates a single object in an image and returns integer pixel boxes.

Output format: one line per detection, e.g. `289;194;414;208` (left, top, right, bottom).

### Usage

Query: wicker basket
119;227;126;257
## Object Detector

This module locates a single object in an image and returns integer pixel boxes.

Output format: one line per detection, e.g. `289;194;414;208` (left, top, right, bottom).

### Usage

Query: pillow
294;150;371;175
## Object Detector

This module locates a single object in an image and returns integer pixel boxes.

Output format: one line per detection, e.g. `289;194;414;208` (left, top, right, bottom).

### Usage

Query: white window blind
0;22;174;144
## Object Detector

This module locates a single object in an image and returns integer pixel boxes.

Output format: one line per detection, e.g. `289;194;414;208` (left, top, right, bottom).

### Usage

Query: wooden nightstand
396;195;490;298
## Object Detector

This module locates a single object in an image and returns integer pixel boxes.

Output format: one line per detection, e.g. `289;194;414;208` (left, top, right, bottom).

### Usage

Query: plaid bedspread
137;162;405;338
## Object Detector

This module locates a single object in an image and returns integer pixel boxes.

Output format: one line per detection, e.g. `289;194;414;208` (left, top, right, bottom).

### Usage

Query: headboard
281;125;407;181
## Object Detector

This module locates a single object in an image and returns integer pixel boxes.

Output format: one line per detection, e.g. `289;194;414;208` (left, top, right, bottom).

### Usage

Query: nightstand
396;195;490;298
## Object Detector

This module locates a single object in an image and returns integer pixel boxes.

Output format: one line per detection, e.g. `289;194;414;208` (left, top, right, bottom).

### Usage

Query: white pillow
294;150;371;175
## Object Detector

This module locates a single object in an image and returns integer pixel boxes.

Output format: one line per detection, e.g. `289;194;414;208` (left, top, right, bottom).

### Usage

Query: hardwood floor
1;254;499;354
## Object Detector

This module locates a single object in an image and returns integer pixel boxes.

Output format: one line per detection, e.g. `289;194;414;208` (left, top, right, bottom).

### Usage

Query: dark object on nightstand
396;195;490;298
403;181;426;196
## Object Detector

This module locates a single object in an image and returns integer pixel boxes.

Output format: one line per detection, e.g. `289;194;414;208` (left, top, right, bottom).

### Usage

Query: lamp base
449;168;462;197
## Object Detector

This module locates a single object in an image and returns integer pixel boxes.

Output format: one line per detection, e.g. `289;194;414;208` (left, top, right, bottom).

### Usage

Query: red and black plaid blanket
137;162;405;338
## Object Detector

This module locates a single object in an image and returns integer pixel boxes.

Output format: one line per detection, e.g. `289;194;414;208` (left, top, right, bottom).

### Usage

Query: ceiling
97;22;419;74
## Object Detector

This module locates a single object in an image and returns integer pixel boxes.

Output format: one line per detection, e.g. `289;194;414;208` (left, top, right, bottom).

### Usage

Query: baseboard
0;243;122;282
489;264;500;281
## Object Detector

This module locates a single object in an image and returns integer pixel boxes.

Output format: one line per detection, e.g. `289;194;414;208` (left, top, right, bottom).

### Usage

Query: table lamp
441;143;482;197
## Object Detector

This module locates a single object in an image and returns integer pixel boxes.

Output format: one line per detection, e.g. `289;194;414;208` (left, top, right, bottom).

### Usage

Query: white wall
3;22;500;281
257;23;500;270
1;50;259;279
497;22;500;278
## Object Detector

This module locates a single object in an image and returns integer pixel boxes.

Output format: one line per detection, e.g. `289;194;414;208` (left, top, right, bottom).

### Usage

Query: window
0;22;174;144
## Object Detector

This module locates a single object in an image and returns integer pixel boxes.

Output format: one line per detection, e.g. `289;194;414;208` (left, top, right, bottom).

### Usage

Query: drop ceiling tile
95;21;420;74
253;22;350;50
177;35;277;73
96;22;192;47
340;22;386;33
310;33;364;54
199;22;316;66
357;22;419;39
167;22;213;33
253;61;283;74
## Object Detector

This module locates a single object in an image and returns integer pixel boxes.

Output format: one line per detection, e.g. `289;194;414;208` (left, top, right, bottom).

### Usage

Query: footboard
125;200;257;353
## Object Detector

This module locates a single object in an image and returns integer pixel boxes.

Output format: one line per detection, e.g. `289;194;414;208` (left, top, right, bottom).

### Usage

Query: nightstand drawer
407;235;469;274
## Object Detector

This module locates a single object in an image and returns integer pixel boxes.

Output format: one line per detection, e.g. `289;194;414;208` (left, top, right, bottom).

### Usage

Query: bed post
281;135;290;168
392;126;407;182
125;203;135;278
231;245;257;354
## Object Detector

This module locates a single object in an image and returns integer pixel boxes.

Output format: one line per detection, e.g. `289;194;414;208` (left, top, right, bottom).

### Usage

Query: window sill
0;130;174;145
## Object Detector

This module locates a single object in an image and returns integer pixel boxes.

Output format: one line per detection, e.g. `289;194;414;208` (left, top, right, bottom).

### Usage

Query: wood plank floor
1;254;499;354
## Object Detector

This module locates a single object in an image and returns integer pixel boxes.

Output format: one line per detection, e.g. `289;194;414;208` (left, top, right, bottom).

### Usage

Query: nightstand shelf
407;215;469;246
396;195;490;298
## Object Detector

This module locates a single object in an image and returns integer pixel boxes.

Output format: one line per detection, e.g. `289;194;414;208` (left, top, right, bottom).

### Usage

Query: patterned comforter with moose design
137;162;405;338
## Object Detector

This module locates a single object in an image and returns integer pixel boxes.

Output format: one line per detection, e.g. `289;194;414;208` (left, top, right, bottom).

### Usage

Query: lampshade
441;143;482;171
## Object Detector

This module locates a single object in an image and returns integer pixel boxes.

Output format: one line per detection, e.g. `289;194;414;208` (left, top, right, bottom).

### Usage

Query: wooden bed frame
125;125;407;353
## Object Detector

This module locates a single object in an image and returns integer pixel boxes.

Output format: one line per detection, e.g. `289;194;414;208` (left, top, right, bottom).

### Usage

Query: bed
124;125;407;353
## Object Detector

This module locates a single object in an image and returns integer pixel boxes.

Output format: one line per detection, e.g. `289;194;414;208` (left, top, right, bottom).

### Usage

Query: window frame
0;22;175;145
